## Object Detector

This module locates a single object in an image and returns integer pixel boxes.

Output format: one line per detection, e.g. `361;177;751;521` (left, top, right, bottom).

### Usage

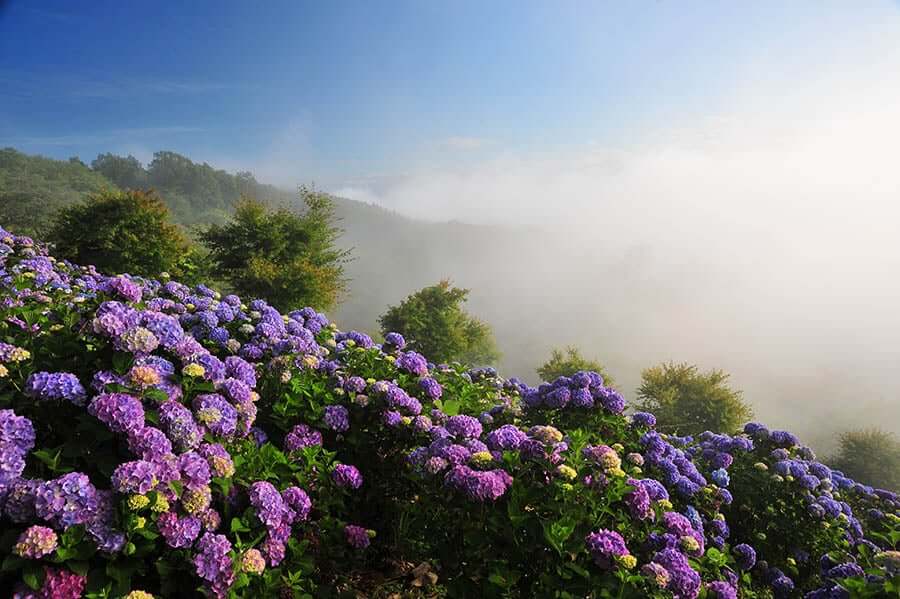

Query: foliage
47;189;202;282
0;231;897;599
635;362;753;436
200;190;351;312
379;280;499;366
537;346;615;387
0;148;116;237
829;429;900;492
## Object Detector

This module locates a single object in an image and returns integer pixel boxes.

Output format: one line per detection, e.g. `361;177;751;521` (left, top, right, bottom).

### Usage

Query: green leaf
23;562;45;590
231;517;251;533
68;560;90;576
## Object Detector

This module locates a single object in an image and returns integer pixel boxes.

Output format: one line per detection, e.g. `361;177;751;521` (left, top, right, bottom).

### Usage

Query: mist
328;20;900;453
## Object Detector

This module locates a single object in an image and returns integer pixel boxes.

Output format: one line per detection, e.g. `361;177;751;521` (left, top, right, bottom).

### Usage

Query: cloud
328;19;900;448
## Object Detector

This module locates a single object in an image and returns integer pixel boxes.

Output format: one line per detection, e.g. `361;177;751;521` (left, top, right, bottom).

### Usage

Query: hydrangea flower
24;371;86;405
585;529;629;569
193;532;235;597
323;405;350;432
332;464;363;489
13;525;58;558
344;524;371;549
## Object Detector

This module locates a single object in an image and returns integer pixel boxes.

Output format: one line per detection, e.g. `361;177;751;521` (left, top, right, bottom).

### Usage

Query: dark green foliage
537;346;615;387
379;280;499;366
200;189;351;312
635;362;752;435
829;429;900;491
0;148;116;237
47;189;198;279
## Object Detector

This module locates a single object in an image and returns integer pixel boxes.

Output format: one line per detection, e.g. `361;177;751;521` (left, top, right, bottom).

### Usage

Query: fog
327;20;900;453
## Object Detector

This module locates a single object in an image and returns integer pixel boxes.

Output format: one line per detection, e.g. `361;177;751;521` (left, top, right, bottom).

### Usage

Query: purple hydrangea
88;393;145;435
625;478;653;520
0;409;36;455
158;400;202;451
707;581;737;599
418;377;443;400
224;356;257;388
344;524;371;549
446;415;483;440
34;473;100;529
281;486;312;521
198;443;235;478
157;512;202;549
383;332;405;350
193;532;235;597
111;460;158;494
249;481;294;531
486;425;527;451
585;529;630;569
343;376;367;394
396;351;428;376
24;372;86;405
323;405;350;433
653;548;702;599
444;465;513;501
332;464;363;489
192;393;238;438
127;426;173;462
284;423;323;451
178;451;212;490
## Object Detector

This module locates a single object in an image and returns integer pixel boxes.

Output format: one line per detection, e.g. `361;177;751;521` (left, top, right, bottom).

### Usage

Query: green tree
828;429;900;491
90;153;148;189
379;280;499;365
635;362;752;435
47;189;197;279
0;147;116;237
536;346;615;387
200;189;351;312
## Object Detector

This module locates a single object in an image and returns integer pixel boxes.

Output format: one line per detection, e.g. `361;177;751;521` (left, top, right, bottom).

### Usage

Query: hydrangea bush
0;227;897;598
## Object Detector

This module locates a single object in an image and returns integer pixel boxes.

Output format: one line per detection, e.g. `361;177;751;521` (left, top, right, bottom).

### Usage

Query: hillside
3;148;899;456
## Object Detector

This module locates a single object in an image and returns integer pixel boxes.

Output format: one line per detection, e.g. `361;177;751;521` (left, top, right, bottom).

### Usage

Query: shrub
0;227;896;598
636;362;753;436
537;346;615;387
200;190;350;313
379;280;499;366
828;429;900;492
47;189;197;281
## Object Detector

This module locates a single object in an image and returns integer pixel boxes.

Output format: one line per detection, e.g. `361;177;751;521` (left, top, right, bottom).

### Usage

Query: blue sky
4;1;896;188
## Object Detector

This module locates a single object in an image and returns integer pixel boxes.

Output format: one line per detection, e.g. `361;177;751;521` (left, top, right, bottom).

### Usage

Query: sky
3;1;900;446
2;1;897;194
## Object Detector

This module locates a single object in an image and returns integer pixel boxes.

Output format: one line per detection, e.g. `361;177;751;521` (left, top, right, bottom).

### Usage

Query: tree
200;188;351;312
91;153;148;189
828;429;900;491
537;346;615;387
635;362;752;435
379;280;499;366
47;189;196;278
0;147;116;237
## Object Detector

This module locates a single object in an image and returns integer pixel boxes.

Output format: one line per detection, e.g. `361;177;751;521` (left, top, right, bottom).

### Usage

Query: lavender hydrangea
24;371;86;405
332;464;363;489
344;524;371;549
585;529;630;569
323;405;350;432
284;423;323;451
88;393;145;435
